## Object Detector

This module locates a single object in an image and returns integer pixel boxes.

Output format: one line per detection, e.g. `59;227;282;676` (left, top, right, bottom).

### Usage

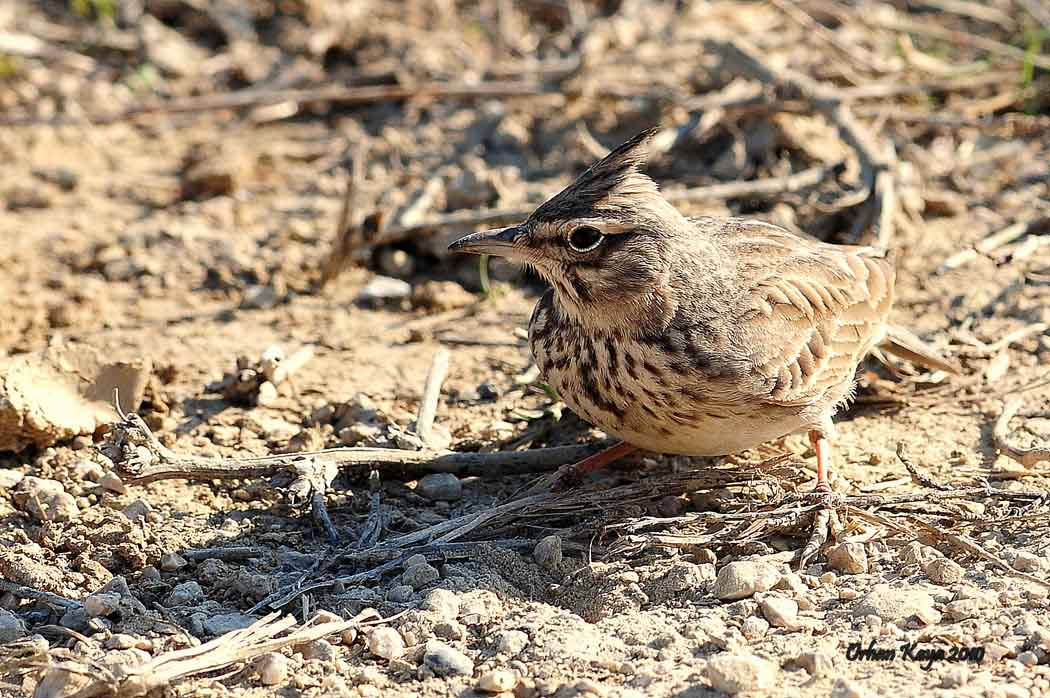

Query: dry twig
413;348;451;447
994;396;1050;468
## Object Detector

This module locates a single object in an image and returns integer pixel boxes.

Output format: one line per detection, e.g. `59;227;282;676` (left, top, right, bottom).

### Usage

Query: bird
449;128;957;495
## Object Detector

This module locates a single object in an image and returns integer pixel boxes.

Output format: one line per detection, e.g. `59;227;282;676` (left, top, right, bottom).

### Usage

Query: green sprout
71;0;117;23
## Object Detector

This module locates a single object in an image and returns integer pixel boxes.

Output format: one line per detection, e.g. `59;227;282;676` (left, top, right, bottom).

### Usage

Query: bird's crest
531;128;664;221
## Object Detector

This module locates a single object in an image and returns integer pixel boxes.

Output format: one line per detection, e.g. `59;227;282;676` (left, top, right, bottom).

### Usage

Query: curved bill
447;226;526;259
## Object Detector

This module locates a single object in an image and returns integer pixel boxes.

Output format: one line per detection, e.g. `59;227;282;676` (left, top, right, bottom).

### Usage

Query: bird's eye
567;226;604;252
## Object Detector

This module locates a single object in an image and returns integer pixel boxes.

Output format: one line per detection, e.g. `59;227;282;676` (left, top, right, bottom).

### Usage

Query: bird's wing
726;230;894;408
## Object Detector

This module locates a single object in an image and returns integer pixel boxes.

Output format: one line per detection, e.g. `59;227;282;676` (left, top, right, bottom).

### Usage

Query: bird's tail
878;325;961;374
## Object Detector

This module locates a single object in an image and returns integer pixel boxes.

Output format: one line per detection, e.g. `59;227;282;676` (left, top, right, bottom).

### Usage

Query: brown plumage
449;129;956;491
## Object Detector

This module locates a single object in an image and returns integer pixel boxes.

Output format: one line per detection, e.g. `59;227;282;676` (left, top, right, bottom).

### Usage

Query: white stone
476;669;517;693
712;561;781;600
15;477;79;522
760;596;799;629
496;629;529;655
423;639;474;677
706;654;775;694
366;626;405;660
256;652;288;685
422;588;460;620
852;584;940;625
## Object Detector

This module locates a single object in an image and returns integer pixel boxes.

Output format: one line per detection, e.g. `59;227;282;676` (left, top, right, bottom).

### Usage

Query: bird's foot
797;488;844;570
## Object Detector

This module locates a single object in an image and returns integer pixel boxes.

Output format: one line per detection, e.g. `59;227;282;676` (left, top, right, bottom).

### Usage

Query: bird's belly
612;412;805;456
552;373;805;457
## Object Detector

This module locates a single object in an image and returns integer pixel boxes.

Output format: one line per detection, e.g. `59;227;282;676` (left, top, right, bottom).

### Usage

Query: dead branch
104;412;607;484
413;349;451;447
860;11;1050;70
0;580;83;612
906;517;1050;591
703;37;897;246
994;396;1050;468
1017;0;1050;33
320;145;367;287
23;610;402;698
8;81;549;127
937;217;1050;273
364;162;844;253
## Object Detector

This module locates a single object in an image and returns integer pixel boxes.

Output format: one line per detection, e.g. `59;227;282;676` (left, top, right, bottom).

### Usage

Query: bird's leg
525;441;637;494
809;430;832;493
798;429;843;569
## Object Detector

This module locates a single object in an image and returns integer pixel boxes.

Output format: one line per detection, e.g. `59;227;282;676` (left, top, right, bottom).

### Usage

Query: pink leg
531;441;637;493
569;440;637;478
809;430;832;493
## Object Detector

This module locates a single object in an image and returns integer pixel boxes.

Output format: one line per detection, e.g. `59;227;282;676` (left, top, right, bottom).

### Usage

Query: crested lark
449;129;956;493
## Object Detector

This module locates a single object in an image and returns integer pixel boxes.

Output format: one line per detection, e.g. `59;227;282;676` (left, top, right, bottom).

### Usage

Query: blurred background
2;2;1047;337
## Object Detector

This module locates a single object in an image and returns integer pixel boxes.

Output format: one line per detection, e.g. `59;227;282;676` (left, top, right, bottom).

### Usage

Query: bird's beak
448;226;526;259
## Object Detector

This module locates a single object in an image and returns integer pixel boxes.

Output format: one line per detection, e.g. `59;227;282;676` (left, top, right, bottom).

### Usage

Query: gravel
476;669;517;693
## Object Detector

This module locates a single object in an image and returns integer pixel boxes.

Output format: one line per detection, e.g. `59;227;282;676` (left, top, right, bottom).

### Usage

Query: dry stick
321;145;367;287
108;413;607;484
906;516;1050;591
414;349;451;447
995;396;1050;468
861;11;1050;70
0;580;82;611
255;539;536;611
28;610;404;698
365;162;841;251
703;37;897;247
895;443;952;491
80;81;549;125
1017;0;1050;33
767;0;890;73
937;218;1050;273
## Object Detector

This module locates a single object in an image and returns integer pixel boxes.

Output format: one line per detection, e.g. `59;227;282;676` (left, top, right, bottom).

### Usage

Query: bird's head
449;129;691;327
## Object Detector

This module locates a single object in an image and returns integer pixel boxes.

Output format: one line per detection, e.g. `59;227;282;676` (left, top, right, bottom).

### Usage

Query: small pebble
423;639;474;677
83;592;120;618
924;557;964;585
165;581;203;606
1014;551;1043;573
476;669;517;693
104;634;136;650
740;616;769;639
366;627;405;660
0;610;27;642
422;588;460;620
403;563;440;590
159;553;187;572
712;561;781;600
534;535;563;570
831;678;869;698
386;585;414;603
403;554;428;569
416;473;462;501
759;596;799;629
298;639;337;662
256;652;288;685
827;543;868;575
496;629;529;655
98;471;125;493
706;653;775;694
796;651;834;677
